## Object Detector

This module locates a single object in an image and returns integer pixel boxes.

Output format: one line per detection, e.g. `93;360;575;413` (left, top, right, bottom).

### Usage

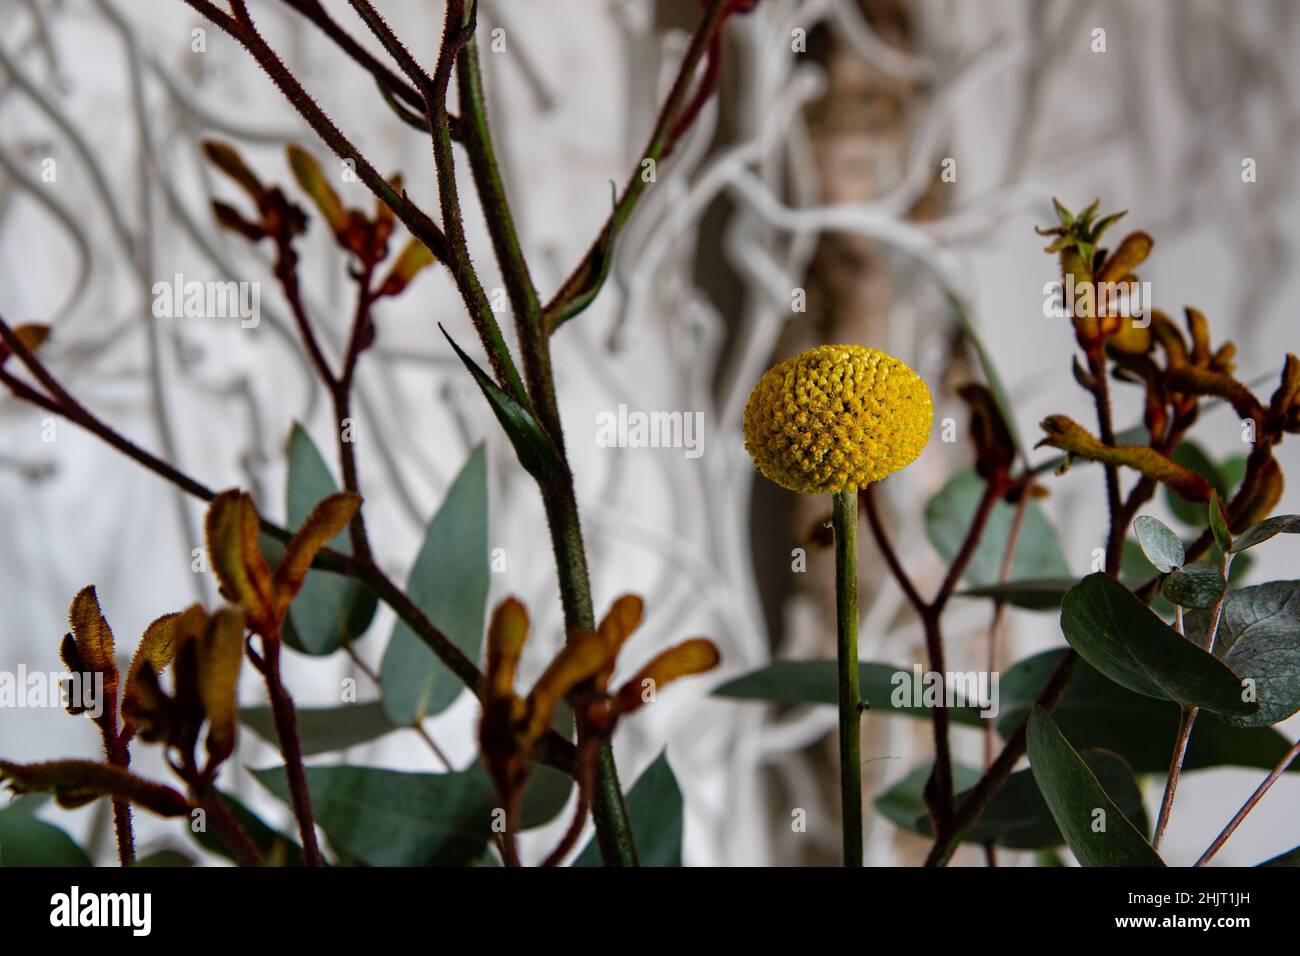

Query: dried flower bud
1037;415;1213;502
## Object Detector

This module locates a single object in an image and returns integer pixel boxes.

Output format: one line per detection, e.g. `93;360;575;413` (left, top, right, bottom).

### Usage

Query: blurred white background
2;0;1298;866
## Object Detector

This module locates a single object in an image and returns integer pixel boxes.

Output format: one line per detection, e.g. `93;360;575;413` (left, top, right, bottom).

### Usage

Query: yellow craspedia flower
743;344;933;494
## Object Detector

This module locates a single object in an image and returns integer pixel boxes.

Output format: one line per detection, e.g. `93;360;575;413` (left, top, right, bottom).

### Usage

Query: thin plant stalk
863;478;1002;851
257;634;325;867
1153;555;1232;851
832;486;862;867
1196;736;1300;867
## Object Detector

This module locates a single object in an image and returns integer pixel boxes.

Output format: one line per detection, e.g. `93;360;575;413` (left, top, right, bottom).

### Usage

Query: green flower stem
541;478;639;867
832;486;862;867
450;7;639;865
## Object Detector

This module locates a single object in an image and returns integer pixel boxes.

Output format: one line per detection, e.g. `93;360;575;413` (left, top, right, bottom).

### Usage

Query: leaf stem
1152;705;1196;851
1153;554;1232;850
832;487;862;866
1195;736;1300;867
342;644;452;770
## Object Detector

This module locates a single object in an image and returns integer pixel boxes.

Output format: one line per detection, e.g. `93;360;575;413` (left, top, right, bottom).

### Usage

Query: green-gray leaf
998;649;1300;775
1134;515;1185;573
241;701;400;757
1164;442;1226;526
254;765;493;867
253;761;571;867
1185;580;1300;728
924;468;1070;586
874;761;981;836
713;660;986;727
877;751;1148;850
574;752;682;867
958;578;1077;611
381;446;489;725
1026;706;1164;867
282;423;378;655
0;800;90;866
1231;514;1300;553
1160;561;1225;609
1059;573;1254;717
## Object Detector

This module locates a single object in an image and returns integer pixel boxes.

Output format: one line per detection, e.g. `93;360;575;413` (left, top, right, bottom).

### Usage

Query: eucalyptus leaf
1134;515;1185;573
1026;706;1163;867
975;749;1148;848
997;649;1296;774
518;764;576;829
241;701;400;757
381;446;489;725
0;801;90;866
713;659;986;727
1221;455;1248;495
253;761;570;867
1230;514;1300;553
1059;573;1255;717
958;578;1077;611
574;752;682;867
458;759;574;830
1160;561;1225;609
877;750;1147;850
924;468;1070;586
874;761;981;835
281;423;377;656
254;765;494;866
1121;538;1175;617
1185;580;1300;727
1164;442;1225;526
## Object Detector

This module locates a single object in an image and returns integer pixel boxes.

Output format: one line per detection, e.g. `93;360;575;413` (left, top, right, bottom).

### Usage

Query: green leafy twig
541;0;747;330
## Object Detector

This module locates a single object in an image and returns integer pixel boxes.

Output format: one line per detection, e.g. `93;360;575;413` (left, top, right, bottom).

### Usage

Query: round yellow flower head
743;344;933;494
